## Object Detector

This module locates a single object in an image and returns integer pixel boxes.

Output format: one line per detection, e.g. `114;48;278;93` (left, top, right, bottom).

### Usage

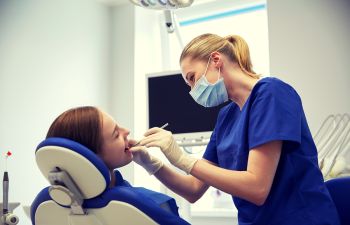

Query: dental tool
3;151;11;217
1;151;19;225
132;123;169;147
3;172;8;217
159;123;169;129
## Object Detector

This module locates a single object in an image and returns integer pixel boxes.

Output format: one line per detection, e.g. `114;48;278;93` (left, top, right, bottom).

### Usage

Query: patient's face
99;111;133;169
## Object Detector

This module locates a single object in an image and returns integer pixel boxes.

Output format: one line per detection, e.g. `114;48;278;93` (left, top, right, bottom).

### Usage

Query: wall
109;3;164;185
267;0;350;134
0;0;111;224
110;3;136;183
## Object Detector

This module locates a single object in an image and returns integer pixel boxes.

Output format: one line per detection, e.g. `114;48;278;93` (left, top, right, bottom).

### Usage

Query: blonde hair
180;33;260;78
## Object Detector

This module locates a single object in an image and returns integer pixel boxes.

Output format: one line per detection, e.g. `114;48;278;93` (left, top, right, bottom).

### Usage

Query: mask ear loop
217;66;221;81
203;57;211;79
192;57;212;89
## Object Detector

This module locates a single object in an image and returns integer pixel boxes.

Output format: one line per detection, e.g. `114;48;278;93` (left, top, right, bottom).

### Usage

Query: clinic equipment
314;113;350;179
31;137;190;225
1;152;19;225
325;176;350;225
133;123;169;147
129;0;186;45
129;0;193;10
146;70;229;153
0;201;19;225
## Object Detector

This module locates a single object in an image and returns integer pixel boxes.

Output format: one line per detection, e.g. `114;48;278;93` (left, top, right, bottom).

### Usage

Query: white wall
110;3;136;184
133;6;165;187
267;0;350;134
0;0;111;224
108;3;164;184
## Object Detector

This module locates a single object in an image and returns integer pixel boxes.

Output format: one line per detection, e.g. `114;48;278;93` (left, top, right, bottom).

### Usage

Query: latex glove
130;145;164;175
329;156;346;178
321;157;332;177
136;127;198;174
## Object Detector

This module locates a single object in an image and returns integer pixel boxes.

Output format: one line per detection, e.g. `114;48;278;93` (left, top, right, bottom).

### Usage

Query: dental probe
132;123;169;147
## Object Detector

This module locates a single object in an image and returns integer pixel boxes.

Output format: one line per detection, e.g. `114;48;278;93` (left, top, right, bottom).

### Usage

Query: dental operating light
129;0;194;10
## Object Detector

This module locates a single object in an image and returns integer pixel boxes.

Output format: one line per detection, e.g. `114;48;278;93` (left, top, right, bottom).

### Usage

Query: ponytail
224;35;260;78
180;33;260;79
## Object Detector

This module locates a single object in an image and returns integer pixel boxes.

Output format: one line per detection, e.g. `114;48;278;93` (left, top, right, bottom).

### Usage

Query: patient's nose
121;127;130;136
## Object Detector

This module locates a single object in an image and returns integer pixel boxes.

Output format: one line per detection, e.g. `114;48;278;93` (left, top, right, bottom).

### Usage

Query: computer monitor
146;70;230;141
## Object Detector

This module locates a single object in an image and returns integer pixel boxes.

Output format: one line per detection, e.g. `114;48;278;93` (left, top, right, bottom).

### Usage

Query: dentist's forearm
191;160;266;205
190;141;281;206
154;164;209;203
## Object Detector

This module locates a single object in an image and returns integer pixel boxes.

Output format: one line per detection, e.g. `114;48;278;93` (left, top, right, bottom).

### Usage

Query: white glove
329;156;346;178
131;145;164;175
135;127;198;174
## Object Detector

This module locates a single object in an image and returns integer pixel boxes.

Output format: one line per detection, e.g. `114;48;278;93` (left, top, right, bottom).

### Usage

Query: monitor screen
147;71;230;137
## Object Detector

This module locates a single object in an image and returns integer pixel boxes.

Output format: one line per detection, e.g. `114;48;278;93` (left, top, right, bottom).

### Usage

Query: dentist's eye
189;75;195;83
186;72;194;82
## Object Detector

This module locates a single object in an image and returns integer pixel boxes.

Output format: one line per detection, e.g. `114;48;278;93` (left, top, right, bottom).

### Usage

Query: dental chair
325;177;350;225
31;137;190;225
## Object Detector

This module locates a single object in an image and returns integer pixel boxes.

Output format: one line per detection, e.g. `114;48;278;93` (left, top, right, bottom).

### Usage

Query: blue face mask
189;57;229;107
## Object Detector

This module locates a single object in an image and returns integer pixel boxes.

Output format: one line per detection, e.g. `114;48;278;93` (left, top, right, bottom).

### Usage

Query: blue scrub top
203;77;340;225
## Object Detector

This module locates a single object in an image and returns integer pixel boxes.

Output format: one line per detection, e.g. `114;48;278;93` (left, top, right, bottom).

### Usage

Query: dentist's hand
129;140;164;175
136;128;198;174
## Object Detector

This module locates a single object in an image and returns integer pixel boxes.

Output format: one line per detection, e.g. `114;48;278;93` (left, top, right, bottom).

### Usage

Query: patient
47;106;136;187
46;106;163;187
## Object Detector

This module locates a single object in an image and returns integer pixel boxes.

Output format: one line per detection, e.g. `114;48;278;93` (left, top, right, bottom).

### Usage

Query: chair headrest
35;137;110;199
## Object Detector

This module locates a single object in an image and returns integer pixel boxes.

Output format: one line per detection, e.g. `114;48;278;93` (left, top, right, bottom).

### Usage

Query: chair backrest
325;177;350;225
31;137;190;225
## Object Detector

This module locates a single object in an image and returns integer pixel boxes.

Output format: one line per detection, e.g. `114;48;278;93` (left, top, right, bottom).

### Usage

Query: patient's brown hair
46;106;103;154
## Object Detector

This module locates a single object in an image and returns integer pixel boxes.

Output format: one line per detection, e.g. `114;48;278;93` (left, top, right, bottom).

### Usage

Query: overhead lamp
129;0;194;10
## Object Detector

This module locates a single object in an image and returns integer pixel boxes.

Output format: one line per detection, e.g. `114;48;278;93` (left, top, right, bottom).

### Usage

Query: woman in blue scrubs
130;33;340;225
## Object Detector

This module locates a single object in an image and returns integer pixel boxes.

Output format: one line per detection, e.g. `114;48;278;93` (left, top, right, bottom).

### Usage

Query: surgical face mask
189;57;229;107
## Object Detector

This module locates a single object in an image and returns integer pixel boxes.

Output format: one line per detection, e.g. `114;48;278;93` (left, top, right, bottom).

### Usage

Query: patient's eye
112;125;120;139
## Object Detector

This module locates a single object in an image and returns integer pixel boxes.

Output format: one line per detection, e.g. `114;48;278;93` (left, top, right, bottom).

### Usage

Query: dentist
131;33;340;225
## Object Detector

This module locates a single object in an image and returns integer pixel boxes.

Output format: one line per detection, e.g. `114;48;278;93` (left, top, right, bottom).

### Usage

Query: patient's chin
126;153;133;164
117;159;132;168
125;149;133;158
117;156;133;168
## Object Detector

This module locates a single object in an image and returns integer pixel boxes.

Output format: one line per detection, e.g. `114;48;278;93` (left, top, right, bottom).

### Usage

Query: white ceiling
97;0;129;6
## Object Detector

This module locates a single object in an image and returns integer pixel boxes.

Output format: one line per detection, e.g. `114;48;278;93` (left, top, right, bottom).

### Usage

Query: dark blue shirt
203;77;340;225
